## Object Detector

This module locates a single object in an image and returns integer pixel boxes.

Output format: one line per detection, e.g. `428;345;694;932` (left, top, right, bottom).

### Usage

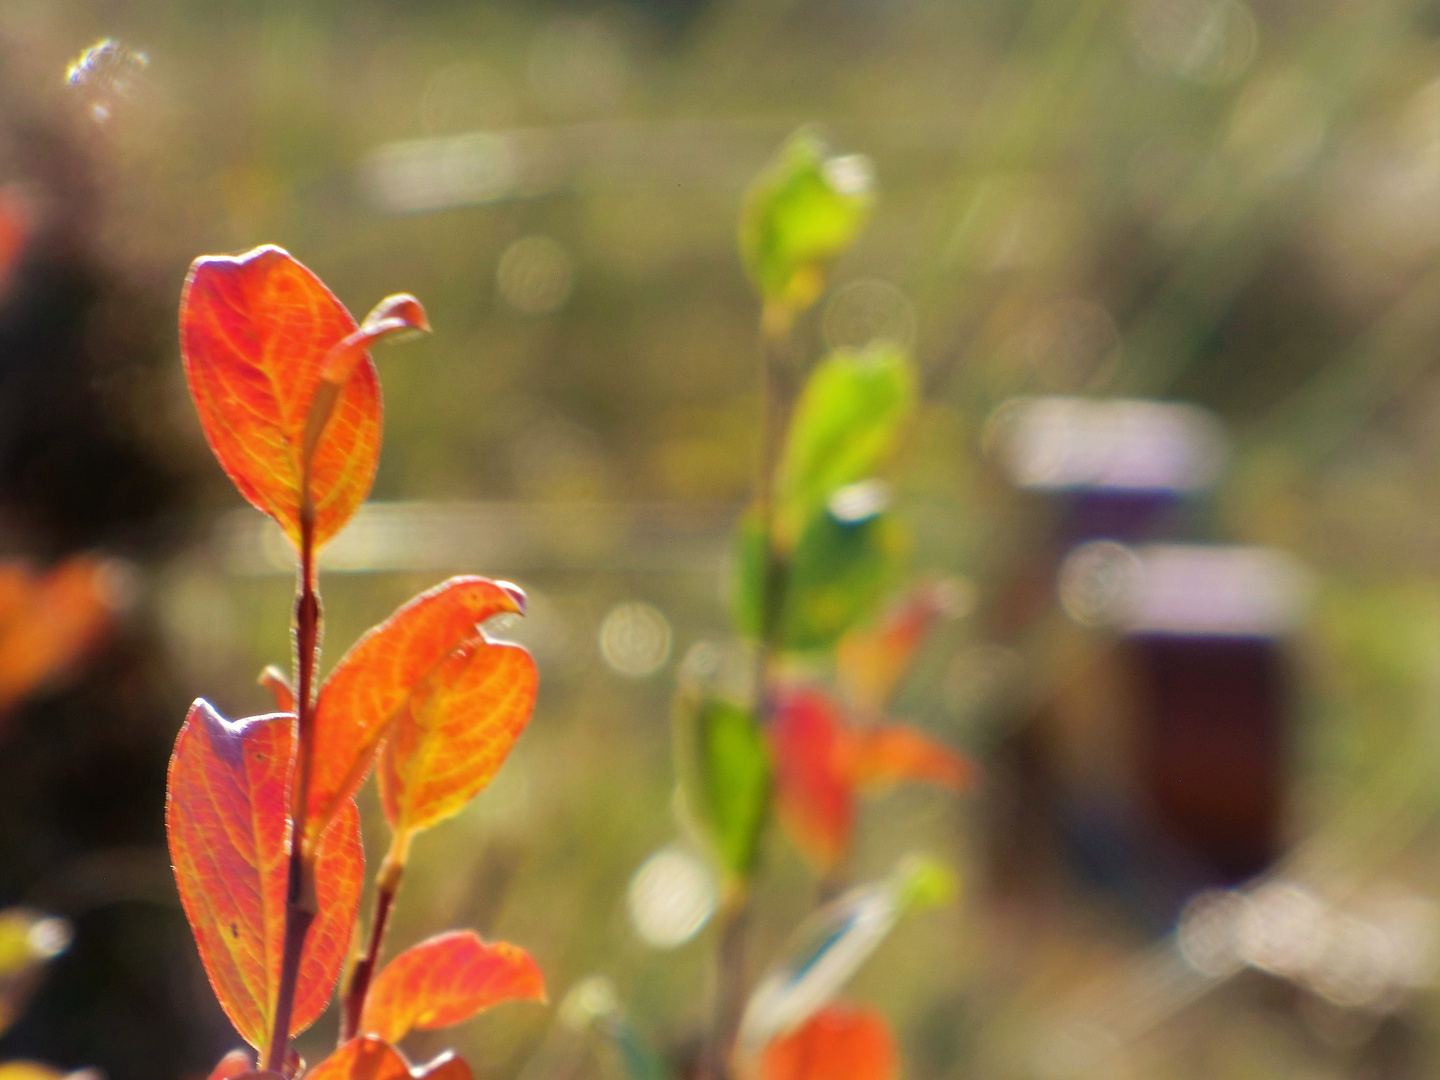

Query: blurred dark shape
1130;633;1286;884
985;397;1300;927
0;44;224;1079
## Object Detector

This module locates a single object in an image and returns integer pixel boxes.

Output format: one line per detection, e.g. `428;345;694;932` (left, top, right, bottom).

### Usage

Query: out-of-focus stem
340;833;409;1042
265;500;321;1075
702;300;795;1080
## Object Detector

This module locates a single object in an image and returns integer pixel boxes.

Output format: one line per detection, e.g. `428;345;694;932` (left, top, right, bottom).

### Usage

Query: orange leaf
769;689;853;872
360;930;544;1043
0;556;119;713
180;246;386;549
307;1038;471;1080
848;725;977;793
759;1004;897;1080
166;700;364;1052
308;577;527;843
835;582;959;715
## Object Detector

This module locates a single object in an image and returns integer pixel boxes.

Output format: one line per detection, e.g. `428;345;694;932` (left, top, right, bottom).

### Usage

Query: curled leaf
759;1005;897;1080
166;700;364;1051
307;1038;470;1080
258;666;295;714
180;246;384;548
302;294;429;468
360;930;544;1042
309;576;527;844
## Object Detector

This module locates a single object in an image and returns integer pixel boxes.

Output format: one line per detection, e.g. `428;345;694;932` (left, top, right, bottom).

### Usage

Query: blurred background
2;0;1440;1077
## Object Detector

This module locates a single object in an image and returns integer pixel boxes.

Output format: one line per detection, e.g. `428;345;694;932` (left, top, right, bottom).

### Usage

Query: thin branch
340;835;408;1042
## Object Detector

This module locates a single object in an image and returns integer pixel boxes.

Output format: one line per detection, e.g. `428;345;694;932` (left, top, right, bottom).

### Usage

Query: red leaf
769;689;854;872
179;246;386;549
308;577;528;843
759;1005;897;1080
359;930;544;1043
166;700;364;1051
848;725;977;793
307;1038;472;1080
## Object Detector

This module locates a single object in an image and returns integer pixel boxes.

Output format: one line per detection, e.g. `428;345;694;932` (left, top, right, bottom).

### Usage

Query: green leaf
682;698;771;880
739;129;875;313
776;344;916;546
732;492;903;654
781;497;901;652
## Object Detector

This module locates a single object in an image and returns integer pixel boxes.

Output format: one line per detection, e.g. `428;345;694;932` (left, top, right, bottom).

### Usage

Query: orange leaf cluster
770;584;978;870
771;689;974;870
172;247;543;1077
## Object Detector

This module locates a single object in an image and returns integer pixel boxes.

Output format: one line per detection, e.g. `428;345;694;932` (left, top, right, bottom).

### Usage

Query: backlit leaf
307;1038;471;1080
309;577;526;843
759;1005;897;1080
769;689;852;872
166;700;364;1051
180;246;409;548
679;697;771;880
360;930;544;1043
739;130;874;313
776;345;915;546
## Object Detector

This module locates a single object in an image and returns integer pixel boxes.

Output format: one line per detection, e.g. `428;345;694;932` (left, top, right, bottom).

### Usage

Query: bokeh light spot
497;234;574;315
599;601;672;678
627;845;717;948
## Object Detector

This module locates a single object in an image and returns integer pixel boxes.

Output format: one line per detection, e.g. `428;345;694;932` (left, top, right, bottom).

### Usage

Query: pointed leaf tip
360;930;544;1043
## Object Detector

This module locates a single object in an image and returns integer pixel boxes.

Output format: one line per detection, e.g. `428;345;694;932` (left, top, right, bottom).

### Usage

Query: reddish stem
339;867;401;1042
265;508;321;1073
